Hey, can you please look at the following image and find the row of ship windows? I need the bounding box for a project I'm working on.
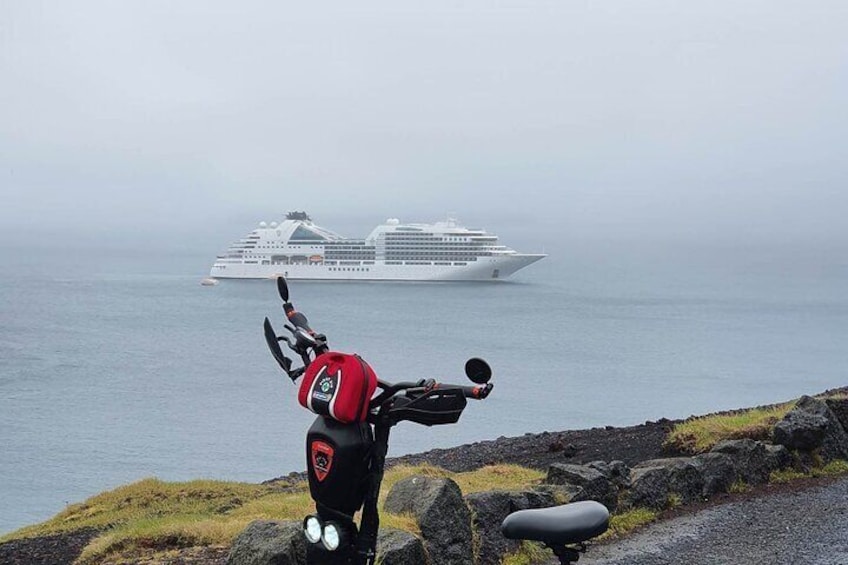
[384,244,488,248]
[385,254,484,258]
[385,261,468,266]
[329,267,370,272]
[386,236,474,240]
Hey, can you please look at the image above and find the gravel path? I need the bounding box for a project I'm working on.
[575,477,848,565]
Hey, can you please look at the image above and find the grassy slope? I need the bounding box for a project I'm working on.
[1,464,546,563]
[5,391,847,563]
[664,391,847,454]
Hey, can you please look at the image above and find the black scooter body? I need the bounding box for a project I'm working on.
[306,416,374,518]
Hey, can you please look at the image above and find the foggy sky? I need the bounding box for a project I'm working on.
[2,0,847,248]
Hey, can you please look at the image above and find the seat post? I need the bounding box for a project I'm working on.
[548,543,583,565]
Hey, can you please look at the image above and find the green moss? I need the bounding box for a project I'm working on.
[770,459,848,484]
[769,468,808,483]
[666,492,683,509]
[2,463,547,563]
[602,507,658,539]
[819,460,848,475]
[664,403,794,454]
[0,478,277,544]
[500,540,550,565]
[728,479,751,494]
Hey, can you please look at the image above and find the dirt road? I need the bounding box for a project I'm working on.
[577,477,848,565]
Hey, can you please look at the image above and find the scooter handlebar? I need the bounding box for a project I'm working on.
[376,380,493,403]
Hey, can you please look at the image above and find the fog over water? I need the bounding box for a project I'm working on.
[1,0,847,538]
[2,0,847,248]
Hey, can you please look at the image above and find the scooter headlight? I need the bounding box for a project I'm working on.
[303,515,322,544]
[322,521,344,551]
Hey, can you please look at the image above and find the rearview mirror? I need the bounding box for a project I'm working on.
[465,358,492,384]
[277,276,289,302]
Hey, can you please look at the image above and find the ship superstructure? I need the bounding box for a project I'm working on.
[210,213,545,281]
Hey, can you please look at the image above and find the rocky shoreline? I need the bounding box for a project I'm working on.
[0,419,674,565]
[3,389,847,565]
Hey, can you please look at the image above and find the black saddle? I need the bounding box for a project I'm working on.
[501,501,610,546]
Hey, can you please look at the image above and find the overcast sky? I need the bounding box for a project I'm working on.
[1,1,846,249]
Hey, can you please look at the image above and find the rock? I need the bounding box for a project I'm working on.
[587,460,632,490]
[632,458,703,505]
[465,490,556,565]
[545,463,618,511]
[764,444,794,472]
[622,465,669,510]
[692,452,737,497]
[227,520,305,565]
[376,528,428,565]
[711,439,770,485]
[383,476,473,565]
[825,396,848,432]
[773,410,828,451]
[532,483,582,504]
[547,440,577,457]
[774,396,848,463]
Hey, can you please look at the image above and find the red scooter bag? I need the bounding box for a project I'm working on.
[298,352,378,423]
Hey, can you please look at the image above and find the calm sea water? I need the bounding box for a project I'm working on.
[1,241,846,534]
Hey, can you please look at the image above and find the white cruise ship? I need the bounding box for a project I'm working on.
[209,212,545,281]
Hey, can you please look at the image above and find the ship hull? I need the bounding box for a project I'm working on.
[210,254,544,281]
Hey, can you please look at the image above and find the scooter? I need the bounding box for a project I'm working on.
[264,277,608,564]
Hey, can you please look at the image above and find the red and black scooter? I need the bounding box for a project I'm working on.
[264,277,609,565]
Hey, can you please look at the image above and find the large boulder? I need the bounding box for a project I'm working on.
[545,463,618,511]
[692,452,737,497]
[384,476,473,565]
[631,458,704,505]
[774,396,848,463]
[824,396,848,432]
[587,460,632,490]
[711,439,770,485]
[773,409,828,451]
[376,528,428,565]
[621,464,669,510]
[764,444,794,472]
[227,520,305,565]
[465,490,556,565]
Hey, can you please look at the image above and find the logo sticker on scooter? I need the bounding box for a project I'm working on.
[311,440,335,482]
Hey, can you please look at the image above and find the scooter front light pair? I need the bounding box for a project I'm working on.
[303,515,346,551]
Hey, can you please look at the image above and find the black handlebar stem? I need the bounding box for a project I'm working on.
[283,303,313,333]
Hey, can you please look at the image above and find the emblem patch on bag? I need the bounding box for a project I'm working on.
[308,366,340,416]
[311,440,335,482]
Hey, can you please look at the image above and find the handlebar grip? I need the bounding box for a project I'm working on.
[283,303,313,333]
[462,383,493,399]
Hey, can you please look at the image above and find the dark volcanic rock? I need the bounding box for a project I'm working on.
[773,409,828,451]
[711,439,770,485]
[774,396,848,463]
[226,520,305,565]
[632,458,704,505]
[764,443,794,472]
[545,463,618,511]
[376,528,428,565]
[623,464,670,510]
[825,396,848,432]
[587,460,632,490]
[0,528,99,565]
[388,421,671,472]
[692,452,737,497]
[665,458,704,504]
[465,490,556,565]
[384,476,473,565]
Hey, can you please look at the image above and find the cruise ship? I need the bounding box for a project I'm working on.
[209,212,545,281]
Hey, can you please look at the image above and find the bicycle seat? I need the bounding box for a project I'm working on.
[501,501,609,545]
